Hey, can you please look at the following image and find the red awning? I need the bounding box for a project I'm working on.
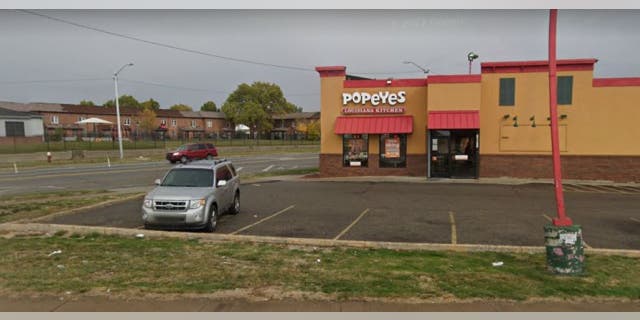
[334,116,413,134]
[428,111,479,129]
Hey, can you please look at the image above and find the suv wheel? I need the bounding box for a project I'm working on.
[203,205,217,232]
[180,156,188,164]
[206,154,214,160]
[229,192,240,215]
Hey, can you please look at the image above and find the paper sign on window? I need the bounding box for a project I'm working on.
[384,138,400,158]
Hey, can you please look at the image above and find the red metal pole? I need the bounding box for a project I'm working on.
[548,9,572,227]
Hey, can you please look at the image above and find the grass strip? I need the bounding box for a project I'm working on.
[240,168,319,181]
[0,234,638,301]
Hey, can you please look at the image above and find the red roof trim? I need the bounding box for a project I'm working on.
[334,115,413,134]
[343,78,427,88]
[593,77,640,87]
[315,66,346,78]
[428,110,480,130]
[481,59,597,74]
[427,75,481,84]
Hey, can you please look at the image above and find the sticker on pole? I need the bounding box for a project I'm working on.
[559,232,577,245]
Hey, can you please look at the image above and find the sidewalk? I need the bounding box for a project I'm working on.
[302,175,640,187]
[2,295,639,311]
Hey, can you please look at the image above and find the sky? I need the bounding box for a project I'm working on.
[1,10,639,111]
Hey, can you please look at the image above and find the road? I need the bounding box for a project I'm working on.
[45,180,640,250]
[0,153,318,196]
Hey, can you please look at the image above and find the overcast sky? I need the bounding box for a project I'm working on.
[1,10,639,111]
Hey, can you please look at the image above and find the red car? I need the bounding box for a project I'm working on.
[166,143,218,164]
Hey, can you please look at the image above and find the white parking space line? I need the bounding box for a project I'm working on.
[236,167,243,172]
[449,211,457,245]
[333,208,370,240]
[230,205,295,235]
[631,217,640,223]
[542,214,553,222]
[262,165,275,172]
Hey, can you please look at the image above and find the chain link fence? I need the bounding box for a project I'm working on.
[0,131,319,154]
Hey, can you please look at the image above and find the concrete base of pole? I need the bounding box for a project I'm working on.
[544,224,585,275]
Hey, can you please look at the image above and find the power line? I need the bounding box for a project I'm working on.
[17,10,315,73]
[350,70,423,75]
[119,79,221,93]
[0,76,320,98]
[0,78,110,84]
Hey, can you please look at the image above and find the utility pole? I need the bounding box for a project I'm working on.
[113,63,134,159]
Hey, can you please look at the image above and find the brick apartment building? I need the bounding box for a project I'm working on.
[271,112,320,139]
[0,101,231,141]
[0,101,320,142]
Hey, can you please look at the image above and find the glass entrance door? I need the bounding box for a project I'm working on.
[430,130,451,178]
[429,130,479,178]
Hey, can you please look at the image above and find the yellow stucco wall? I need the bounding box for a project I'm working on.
[319,76,428,155]
[480,71,593,154]
[319,75,345,155]
[321,66,640,158]
[427,82,481,111]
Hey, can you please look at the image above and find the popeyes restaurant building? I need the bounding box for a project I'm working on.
[316,58,640,182]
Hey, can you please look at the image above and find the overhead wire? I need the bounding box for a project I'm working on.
[16,10,432,77]
[17,9,315,73]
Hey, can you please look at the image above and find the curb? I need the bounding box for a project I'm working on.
[1,222,639,257]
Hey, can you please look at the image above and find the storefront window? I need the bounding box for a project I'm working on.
[343,134,368,167]
[379,134,407,168]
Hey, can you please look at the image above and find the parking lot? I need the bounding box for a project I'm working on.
[44,180,640,250]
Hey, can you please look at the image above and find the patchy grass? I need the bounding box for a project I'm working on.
[0,191,142,223]
[0,234,638,301]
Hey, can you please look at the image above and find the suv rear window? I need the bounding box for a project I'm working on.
[216,166,232,182]
[228,164,236,176]
[162,169,213,187]
[206,143,215,149]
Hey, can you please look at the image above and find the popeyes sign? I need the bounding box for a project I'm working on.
[341,91,406,114]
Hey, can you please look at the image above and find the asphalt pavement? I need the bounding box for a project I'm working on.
[43,180,640,250]
[0,153,318,196]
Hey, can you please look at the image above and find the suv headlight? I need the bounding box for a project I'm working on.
[172,152,180,156]
[143,199,153,208]
[190,199,205,209]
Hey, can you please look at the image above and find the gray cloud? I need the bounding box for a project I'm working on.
[1,10,638,111]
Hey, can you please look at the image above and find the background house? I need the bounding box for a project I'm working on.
[271,112,320,139]
[0,105,44,145]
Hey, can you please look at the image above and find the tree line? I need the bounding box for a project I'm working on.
[79,97,219,112]
[79,82,304,134]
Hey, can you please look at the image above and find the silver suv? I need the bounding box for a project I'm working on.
[142,159,240,232]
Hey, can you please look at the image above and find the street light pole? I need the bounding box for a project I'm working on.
[113,63,134,160]
[467,52,479,74]
[402,61,429,75]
